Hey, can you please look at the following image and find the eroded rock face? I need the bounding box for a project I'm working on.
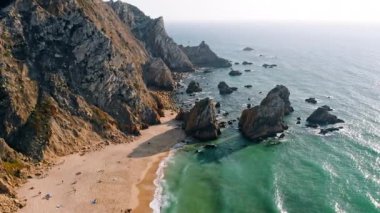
[179,41,231,68]
[143,58,175,91]
[239,85,293,141]
[108,1,194,72]
[184,98,220,141]
[306,107,344,125]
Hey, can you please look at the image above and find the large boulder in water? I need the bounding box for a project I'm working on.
[184,98,220,141]
[306,107,344,125]
[143,58,175,91]
[186,81,202,94]
[218,81,234,95]
[229,70,242,76]
[179,41,231,68]
[239,85,294,141]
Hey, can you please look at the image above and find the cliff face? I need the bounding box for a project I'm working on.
[108,1,195,72]
[180,41,232,68]
[0,0,171,161]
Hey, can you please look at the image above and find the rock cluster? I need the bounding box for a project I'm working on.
[262,64,277,68]
[179,41,232,68]
[239,85,294,141]
[242,61,253,65]
[186,81,202,94]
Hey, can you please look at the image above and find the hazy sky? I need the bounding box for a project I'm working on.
[123,0,380,23]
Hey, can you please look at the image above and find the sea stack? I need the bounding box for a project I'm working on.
[239,85,294,141]
[306,107,344,126]
[183,98,221,141]
[218,81,235,95]
[179,41,232,68]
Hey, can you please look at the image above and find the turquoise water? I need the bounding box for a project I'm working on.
[159,22,380,213]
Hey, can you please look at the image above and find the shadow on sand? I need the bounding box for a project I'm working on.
[128,121,185,158]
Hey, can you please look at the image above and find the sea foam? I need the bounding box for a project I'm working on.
[150,142,185,213]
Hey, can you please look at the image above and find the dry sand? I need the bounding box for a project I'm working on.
[17,111,185,213]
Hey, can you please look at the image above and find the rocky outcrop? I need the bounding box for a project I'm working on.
[262,64,277,68]
[143,58,175,90]
[229,70,242,76]
[305,97,317,104]
[319,127,343,135]
[183,98,220,141]
[179,41,231,68]
[306,107,344,125]
[218,82,235,95]
[108,1,194,72]
[243,47,254,51]
[239,85,294,141]
[186,81,202,94]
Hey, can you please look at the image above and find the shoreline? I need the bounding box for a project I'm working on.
[17,110,185,213]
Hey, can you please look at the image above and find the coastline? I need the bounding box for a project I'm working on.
[16,110,185,213]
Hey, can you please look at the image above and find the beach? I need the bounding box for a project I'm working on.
[17,111,185,213]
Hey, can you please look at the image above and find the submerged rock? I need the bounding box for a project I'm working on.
[204,144,217,149]
[186,81,202,94]
[143,58,175,91]
[262,64,277,68]
[319,127,343,135]
[244,85,253,88]
[239,85,294,141]
[243,47,254,51]
[184,98,220,141]
[179,41,231,68]
[306,107,344,126]
[229,70,242,76]
[242,61,253,65]
[305,97,317,104]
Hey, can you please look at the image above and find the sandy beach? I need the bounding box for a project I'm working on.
[17,111,185,213]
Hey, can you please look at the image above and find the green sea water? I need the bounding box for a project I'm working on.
[154,23,380,213]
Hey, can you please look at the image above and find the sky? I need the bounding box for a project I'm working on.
[122,0,380,23]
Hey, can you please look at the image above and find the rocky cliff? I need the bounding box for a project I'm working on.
[179,41,232,68]
[108,0,195,72]
[0,0,199,211]
[0,0,174,161]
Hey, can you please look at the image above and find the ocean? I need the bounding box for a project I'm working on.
[153,22,380,213]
